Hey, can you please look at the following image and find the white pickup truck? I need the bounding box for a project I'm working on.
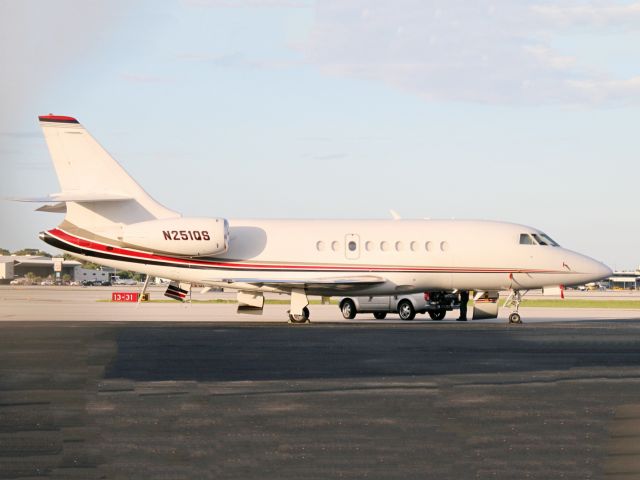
[339,291,460,321]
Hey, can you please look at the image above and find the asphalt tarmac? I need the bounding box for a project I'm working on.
[1,288,640,479]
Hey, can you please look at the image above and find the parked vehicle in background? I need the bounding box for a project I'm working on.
[339,291,460,321]
[74,267,111,285]
[577,282,608,291]
[112,276,137,286]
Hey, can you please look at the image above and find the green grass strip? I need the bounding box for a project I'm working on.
[97,298,639,309]
[500,299,640,309]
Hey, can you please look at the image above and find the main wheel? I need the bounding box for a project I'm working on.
[428,309,446,321]
[397,300,416,321]
[341,299,356,319]
[289,306,310,324]
[373,312,387,320]
[508,312,522,324]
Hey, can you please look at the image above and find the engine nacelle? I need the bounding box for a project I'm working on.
[121,217,229,256]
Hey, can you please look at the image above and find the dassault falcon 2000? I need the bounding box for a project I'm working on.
[17,115,612,323]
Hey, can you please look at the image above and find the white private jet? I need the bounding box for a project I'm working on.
[17,115,612,323]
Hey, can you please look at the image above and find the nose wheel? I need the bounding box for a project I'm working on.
[504,290,527,324]
[508,312,522,324]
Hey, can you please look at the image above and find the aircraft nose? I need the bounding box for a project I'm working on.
[585,257,613,282]
[565,252,613,284]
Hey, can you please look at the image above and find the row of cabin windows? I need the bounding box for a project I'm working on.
[316,240,449,253]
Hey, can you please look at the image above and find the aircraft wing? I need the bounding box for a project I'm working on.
[210,275,386,291]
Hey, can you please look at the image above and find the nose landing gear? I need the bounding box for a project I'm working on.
[508,312,522,324]
[504,289,527,324]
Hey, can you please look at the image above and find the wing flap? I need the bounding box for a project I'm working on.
[209,275,386,290]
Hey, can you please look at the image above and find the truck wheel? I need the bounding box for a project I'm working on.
[398,300,416,320]
[341,299,356,319]
[373,312,387,320]
[428,309,446,321]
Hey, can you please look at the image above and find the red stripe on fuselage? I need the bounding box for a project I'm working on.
[47,228,563,274]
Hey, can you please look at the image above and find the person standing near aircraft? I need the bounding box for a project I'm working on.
[457,290,469,321]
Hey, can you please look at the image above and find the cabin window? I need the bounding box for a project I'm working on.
[395,241,404,251]
[348,241,357,252]
[425,241,432,252]
[440,241,449,252]
[410,241,418,252]
[316,241,325,251]
[519,234,535,245]
[380,241,390,252]
[331,241,340,252]
[365,241,374,251]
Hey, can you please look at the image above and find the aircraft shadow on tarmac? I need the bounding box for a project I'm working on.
[104,323,640,382]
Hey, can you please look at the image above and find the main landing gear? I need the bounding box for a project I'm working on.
[503,289,527,324]
[289,307,310,324]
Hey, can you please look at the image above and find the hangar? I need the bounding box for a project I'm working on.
[0,256,81,284]
[608,268,640,290]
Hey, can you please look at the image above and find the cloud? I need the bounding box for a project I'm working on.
[297,0,640,105]
[121,73,172,84]
[184,0,311,8]
[0,1,129,128]
[532,3,640,28]
[308,152,348,160]
[13,162,50,171]
[568,76,640,103]
[0,131,41,139]
[177,51,300,70]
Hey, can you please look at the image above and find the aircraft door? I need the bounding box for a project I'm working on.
[345,234,360,260]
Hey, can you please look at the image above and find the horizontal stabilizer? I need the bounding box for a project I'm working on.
[36,202,67,213]
[9,192,133,203]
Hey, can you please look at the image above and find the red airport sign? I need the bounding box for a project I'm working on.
[112,292,139,302]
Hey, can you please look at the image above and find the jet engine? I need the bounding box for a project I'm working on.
[121,217,229,256]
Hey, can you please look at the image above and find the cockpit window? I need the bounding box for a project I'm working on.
[531,233,547,245]
[539,233,560,247]
[519,233,535,245]
[530,233,560,247]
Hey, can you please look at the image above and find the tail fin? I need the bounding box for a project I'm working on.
[38,115,179,233]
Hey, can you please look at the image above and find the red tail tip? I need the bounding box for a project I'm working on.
[38,114,79,124]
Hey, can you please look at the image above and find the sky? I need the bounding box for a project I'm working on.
[0,0,639,269]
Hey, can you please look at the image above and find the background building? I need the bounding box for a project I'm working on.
[608,268,640,290]
[0,256,81,284]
